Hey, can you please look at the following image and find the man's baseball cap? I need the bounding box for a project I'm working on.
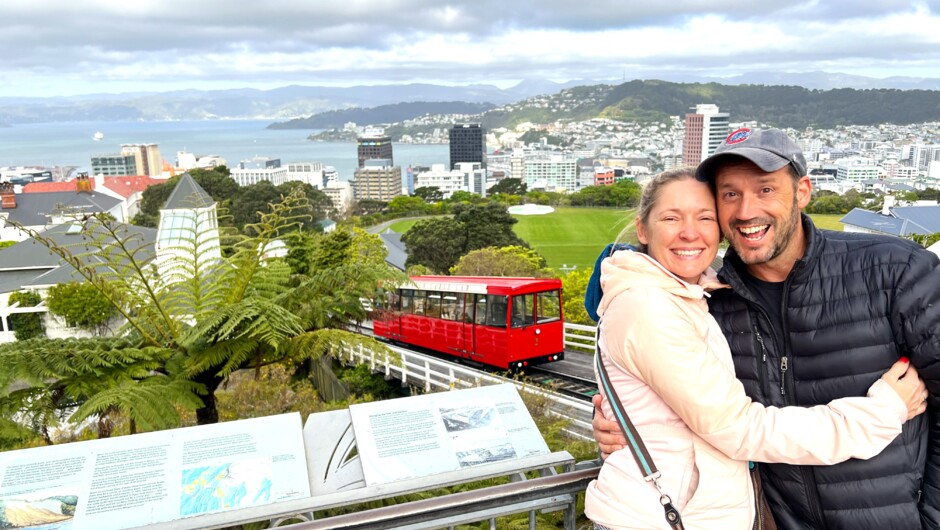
[695,128,807,183]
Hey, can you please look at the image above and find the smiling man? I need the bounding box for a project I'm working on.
[590,128,940,528]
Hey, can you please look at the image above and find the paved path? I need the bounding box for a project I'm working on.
[364,215,448,234]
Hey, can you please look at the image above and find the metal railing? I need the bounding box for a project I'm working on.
[564,322,597,352]
[336,341,595,441]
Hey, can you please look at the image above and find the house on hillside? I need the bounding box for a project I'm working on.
[0,180,124,243]
[839,196,940,238]
[0,173,218,343]
[23,174,161,221]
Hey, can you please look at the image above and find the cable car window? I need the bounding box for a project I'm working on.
[473,294,487,325]
[485,295,509,327]
[441,292,458,321]
[511,294,535,327]
[427,291,442,319]
[400,289,414,314]
[537,290,561,323]
[413,291,426,316]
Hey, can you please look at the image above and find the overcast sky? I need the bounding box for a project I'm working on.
[2,0,938,98]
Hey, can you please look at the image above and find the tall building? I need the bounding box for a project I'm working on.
[357,133,393,168]
[682,104,730,166]
[449,124,486,170]
[120,143,163,177]
[91,154,138,176]
[352,159,402,202]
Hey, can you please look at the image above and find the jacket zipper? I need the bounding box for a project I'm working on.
[753,328,771,399]
[780,277,825,529]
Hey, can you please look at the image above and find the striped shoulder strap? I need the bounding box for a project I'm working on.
[595,325,685,530]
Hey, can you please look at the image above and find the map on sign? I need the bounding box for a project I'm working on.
[179,458,273,516]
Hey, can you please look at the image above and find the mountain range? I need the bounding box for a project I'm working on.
[0,72,938,124]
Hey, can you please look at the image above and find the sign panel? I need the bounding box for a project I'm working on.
[349,384,549,485]
[0,412,309,529]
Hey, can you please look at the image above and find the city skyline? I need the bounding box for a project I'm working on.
[1,1,938,98]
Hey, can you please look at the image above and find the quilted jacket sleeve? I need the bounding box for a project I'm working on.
[892,247,940,528]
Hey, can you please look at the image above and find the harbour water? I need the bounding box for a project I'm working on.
[0,120,450,181]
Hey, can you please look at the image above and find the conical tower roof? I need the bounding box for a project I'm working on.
[162,172,214,210]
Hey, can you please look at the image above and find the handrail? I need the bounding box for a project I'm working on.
[338,342,595,440]
[291,467,601,530]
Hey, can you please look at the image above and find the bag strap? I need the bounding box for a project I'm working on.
[596,333,685,530]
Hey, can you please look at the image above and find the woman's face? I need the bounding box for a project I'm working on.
[636,178,720,284]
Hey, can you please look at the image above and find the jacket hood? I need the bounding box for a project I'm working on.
[597,250,727,318]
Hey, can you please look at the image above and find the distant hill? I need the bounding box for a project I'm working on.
[481,80,940,129]
[268,101,496,129]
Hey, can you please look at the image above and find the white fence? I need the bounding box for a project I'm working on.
[336,341,595,441]
[563,322,597,352]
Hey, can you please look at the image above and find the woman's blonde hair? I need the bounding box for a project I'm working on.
[617,166,698,253]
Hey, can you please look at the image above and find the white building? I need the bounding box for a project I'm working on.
[414,164,466,198]
[231,157,288,187]
[286,162,325,188]
[524,155,578,193]
[322,181,353,215]
[176,151,227,171]
[835,158,881,182]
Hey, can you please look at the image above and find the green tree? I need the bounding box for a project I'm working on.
[447,190,483,204]
[414,186,444,203]
[387,195,428,215]
[46,282,117,334]
[489,178,527,196]
[230,180,283,229]
[353,199,387,216]
[401,218,468,273]
[450,246,548,277]
[453,202,527,252]
[349,228,388,267]
[560,269,592,325]
[1,189,403,439]
[311,230,354,270]
[921,232,940,248]
[8,291,43,341]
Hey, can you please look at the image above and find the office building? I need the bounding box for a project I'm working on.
[449,124,486,170]
[231,157,288,186]
[120,143,163,177]
[352,159,402,202]
[357,133,393,168]
[286,162,325,187]
[682,104,730,166]
[524,156,578,192]
[91,154,138,176]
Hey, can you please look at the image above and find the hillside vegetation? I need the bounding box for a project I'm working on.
[269,101,495,129]
[482,80,940,129]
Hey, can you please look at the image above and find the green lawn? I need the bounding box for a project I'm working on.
[808,213,847,231]
[386,210,849,272]
[388,207,634,271]
[511,207,634,270]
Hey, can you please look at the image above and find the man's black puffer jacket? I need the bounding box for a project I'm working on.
[708,215,940,529]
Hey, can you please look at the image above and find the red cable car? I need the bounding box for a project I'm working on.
[373,276,565,369]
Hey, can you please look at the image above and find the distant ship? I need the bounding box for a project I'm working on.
[93,131,104,141]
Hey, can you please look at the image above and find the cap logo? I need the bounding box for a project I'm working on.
[726,128,751,144]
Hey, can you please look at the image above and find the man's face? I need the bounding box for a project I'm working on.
[714,160,812,273]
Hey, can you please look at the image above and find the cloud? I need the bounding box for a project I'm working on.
[0,1,938,96]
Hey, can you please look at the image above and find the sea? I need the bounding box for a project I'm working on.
[0,120,450,182]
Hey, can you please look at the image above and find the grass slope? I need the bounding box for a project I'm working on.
[387,210,847,272]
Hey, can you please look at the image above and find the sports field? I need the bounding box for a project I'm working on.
[387,210,847,271]
[389,207,635,271]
